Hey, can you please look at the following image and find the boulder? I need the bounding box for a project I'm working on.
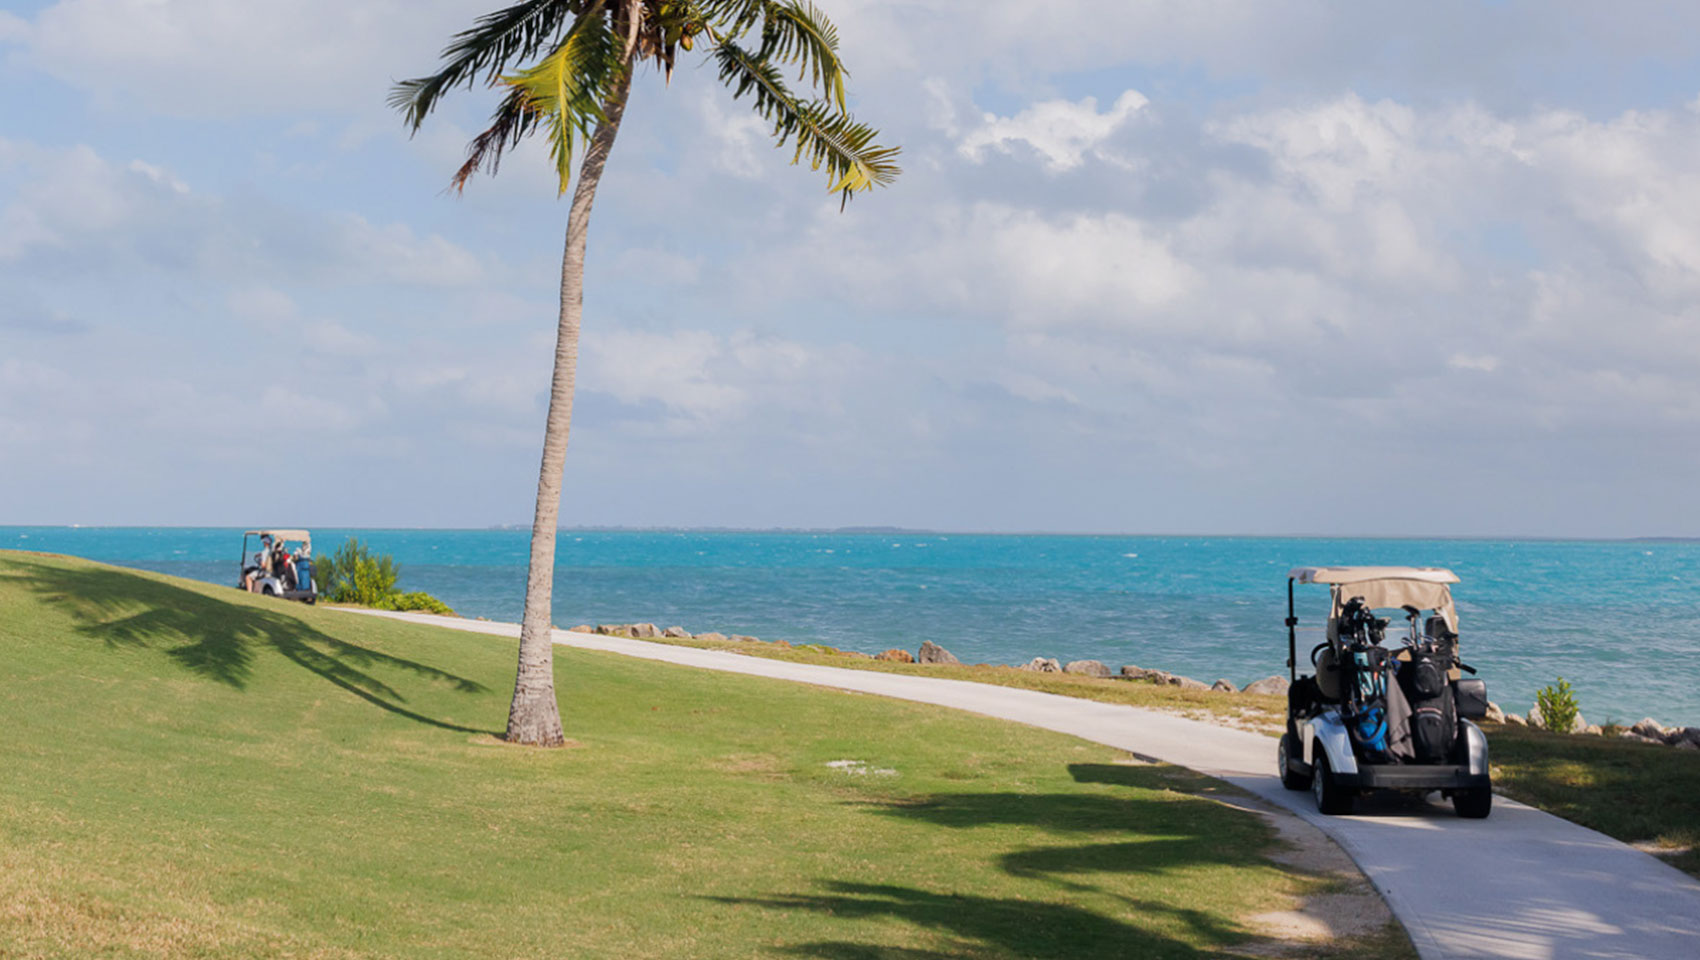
[1243,676,1290,697]
[569,625,594,634]
[1118,666,1165,682]
[1527,706,1547,730]
[1675,740,1699,752]
[629,622,661,639]
[595,624,630,637]
[841,650,871,659]
[1505,713,1527,727]
[1484,702,1506,724]
[695,632,728,643]
[917,641,962,665]
[729,634,758,644]
[1170,675,1210,691]
[662,626,692,638]
[1581,724,1604,736]
[875,648,915,663]
[1676,727,1700,747]
[1019,657,1062,673]
[1211,679,1238,693]
[1063,659,1112,678]
[1620,731,1661,744]
[1630,717,1667,741]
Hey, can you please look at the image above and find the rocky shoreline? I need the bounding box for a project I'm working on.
[573,623,1700,748]
[572,623,1292,698]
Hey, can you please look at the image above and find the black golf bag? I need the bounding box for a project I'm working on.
[1398,633,1458,763]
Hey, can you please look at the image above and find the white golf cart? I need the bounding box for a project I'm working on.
[238,529,317,603]
[1277,566,1493,818]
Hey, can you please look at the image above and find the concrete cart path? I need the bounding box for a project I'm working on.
[350,610,1700,960]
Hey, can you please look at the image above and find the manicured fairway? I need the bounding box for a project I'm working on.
[0,552,1399,958]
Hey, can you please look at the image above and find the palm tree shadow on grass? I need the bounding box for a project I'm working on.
[716,765,1274,958]
[711,881,1247,959]
[4,558,497,735]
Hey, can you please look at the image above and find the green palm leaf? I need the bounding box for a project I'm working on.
[389,0,576,132]
[712,40,899,205]
[502,8,624,194]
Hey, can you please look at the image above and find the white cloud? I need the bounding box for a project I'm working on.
[959,91,1149,171]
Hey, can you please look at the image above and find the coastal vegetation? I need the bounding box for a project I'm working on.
[391,0,900,747]
[315,536,455,615]
[0,551,1404,957]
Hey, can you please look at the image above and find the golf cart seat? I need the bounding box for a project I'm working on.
[1313,646,1343,701]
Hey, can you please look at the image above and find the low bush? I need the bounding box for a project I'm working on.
[1536,677,1580,733]
[315,539,452,615]
[374,591,455,616]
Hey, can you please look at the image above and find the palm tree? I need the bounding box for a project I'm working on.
[392,0,899,746]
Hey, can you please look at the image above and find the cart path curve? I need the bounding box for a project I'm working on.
[349,610,1700,960]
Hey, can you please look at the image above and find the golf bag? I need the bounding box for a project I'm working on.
[1399,642,1458,763]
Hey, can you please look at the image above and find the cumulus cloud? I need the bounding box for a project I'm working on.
[959,91,1149,171]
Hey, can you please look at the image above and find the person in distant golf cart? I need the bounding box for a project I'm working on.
[243,535,274,592]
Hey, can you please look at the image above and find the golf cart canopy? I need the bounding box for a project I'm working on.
[245,529,311,543]
[1288,566,1460,640]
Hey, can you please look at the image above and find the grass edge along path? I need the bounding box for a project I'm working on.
[0,550,1412,959]
[627,625,1700,880]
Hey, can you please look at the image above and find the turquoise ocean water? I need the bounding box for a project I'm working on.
[5,527,1697,726]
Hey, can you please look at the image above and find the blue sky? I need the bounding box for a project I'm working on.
[4,1,1700,536]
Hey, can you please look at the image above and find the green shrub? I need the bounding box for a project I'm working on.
[374,591,456,616]
[315,538,400,606]
[1536,677,1581,734]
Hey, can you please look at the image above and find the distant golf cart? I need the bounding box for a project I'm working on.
[238,529,317,603]
[1278,567,1493,818]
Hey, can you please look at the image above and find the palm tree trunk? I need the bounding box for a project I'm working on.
[505,64,635,746]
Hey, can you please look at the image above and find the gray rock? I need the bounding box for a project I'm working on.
[1677,726,1700,747]
[695,631,728,643]
[1527,706,1547,730]
[1620,731,1662,744]
[917,640,962,665]
[629,622,661,639]
[1243,676,1290,697]
[662,626,691,638]
[1063,659,1111,678]
[1675,740,1699,752]
[1484,701,1506,724]
[729,634,758,643]
[1118,665,1165,682]
[1211,679,1238,693]
[595,624,630,637]
[1631,717,1667,741]
[1019,657,1062,673]
[1170,675,1210,691]
[1505,713,1527,726]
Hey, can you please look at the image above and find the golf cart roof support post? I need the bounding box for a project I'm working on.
[1286,577,1297,678]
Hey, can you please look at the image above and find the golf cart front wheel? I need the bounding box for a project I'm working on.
[1311,749,1354,816]
[1278,733,1312,790]
[1453,785,1492,819]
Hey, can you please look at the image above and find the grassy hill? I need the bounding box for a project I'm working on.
[0,551,1406,958]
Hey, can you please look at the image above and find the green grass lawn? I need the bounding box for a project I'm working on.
[1485,723,1700,878]
[0,551,1403,959]
[632,633,1287,728]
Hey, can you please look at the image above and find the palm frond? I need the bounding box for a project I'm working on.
[452,86,542,192]
[758,1,846,110]
[504,11,625,193]
[389,0,577,132]
[712,41,899,205]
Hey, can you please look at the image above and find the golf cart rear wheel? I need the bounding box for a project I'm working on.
[1311,749,1355,815]
[1453,785,1492,819]
[1278,733,1312,790]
